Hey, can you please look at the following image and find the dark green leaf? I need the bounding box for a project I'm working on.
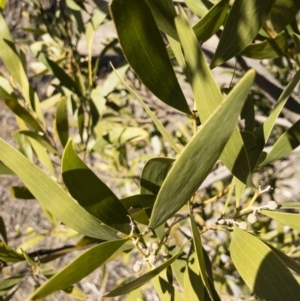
[0,276,24,296]
[0,241,24,263]
[0,215,7,243]
[241,33,287,59]
[140,157,174,195]
[29,239,128,300]
[210,0,275,68]
[62,140,130,234]
[105,248,183,297]
[231,226,300,301]
[110,0,191,115]
[121,194,156,210]
[269,0,300,33]
[149,70,255,229]
[10,186,34,199]
[56,97,69,148]
[0,138,118,240]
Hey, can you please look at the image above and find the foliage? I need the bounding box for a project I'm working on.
[0,0,300,300]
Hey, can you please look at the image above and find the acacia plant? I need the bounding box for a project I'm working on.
[1,0,300,300]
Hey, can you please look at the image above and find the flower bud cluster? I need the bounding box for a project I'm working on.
[217,218,248,230]
[247,201,278,224]
[132,242,159,272]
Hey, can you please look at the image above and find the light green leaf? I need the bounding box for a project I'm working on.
[149,70,255,229]
[0,275,24,297]
[110,0,191,115]
[269,0,300,33]
[56,97,69,148]
[62,140,130,234]
[0,241,24,263]
[184,0,209,17]
[231,226,300,301]
[279,202,300,209]
[175,7,252,186]
[105,248,183,297]
[210,0,275,68]
[144,0,178,40]
[0,162,15,175]
[0,138,119,240]
[93,127,148,150]
[152,275,186,301]
[140,158,174,195]
[241,33,287,59]
[0,0,7,9]
[28,239,128,301]
[111,65,180,153]
[261,120,300,166]
[249,70,300,169]
[261,210,300,232]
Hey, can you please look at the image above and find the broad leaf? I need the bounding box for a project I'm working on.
[105,248,183,297]
[261,120,300,166]
[261,210,300,232]
[175,7,252,186]
[28,239,128,300]
[121,194,156,210]
[62,140,130,234]
[0,138,118,240]
[210,0,275,68]
[231,226,300,301]
[241,33,287,59]
[149,70,255,229]
[110,0,191,115]
[140,157,174,195]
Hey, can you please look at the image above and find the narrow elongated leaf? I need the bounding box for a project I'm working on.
[261,120,300,166]
[261,210,300,232]
[175,7,252,186]
[62,140,130,234]
[0,162,15,175]
[249,70,300,169]
[149,70,255,229]
[0,276,24,296]
[210,0,276,68]
[144,0,178,40]
[0,241,24,263]
[105,248,183,297]
[193,0,229,43]
[3,97,44,132]
[28,239,128,301]
[270,0,300,33]
[0,215,7,243]
[112,66,180,153]
[110,0,191,115]
[241,33,287,59]
[140,158,174,195]
[0,138,118,240]
[185,0,209,17]
[231,226,300,301]
[56,97,69,148]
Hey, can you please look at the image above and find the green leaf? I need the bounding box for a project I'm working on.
[0,0,7,10]
[144,0,178,40]
[121,194,156,210]
[3,97,44,133]
[248,69,300,169]
[10,186,34,199]
[184,0,209,17]
[0,138,118,240]
[0,162,15,175]
[261,210,300,232]
[110,0,191,115]
[269,0,300,33]
[56,97,69,148]
[111,65,181,153]
[140,158,174,195]
[210,0,276,68]
[149,70,255,229]
[240,33,287,59]
[105,248,183,297]
[0,241,24,263]
[190,215,213,299]
[62,140,130,234]
[230,226,300,301]
[152,275,186,301]
[261,120,300,166]
[175,7,252,186]
[193,0,229,43]
[0,276,24,297]
[18,130,58,155]
[28,239,128,301]
[93,126,149,150]
[0,215,7,243]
